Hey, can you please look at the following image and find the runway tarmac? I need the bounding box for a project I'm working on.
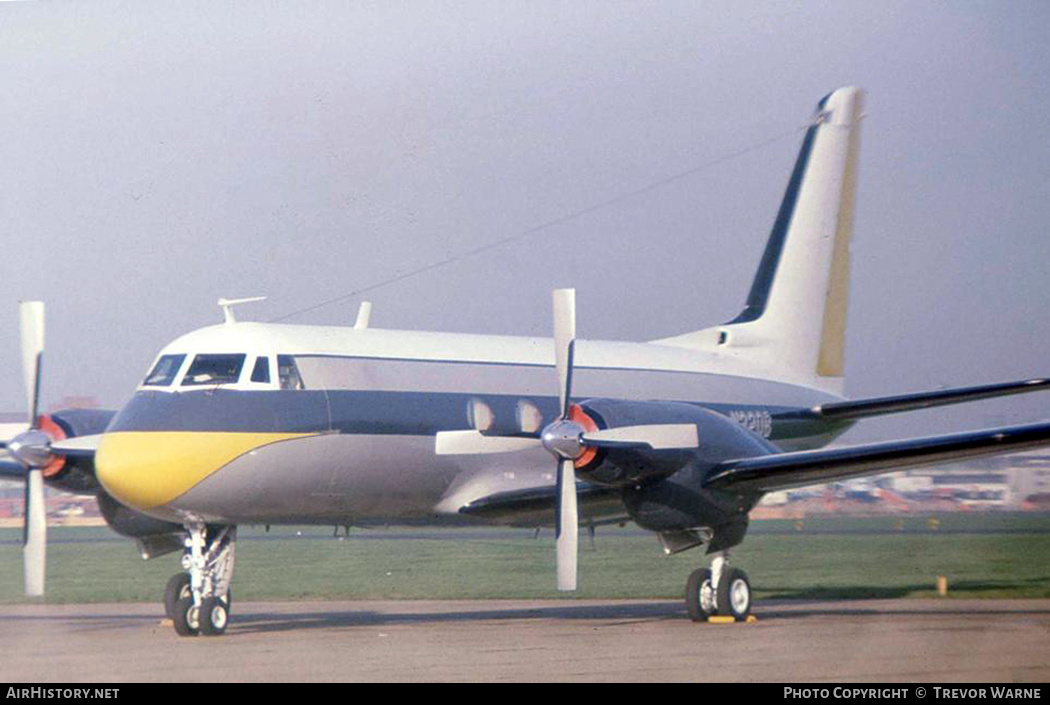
[3,599,1049,682]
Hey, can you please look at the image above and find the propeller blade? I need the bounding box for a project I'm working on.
[552,289,576,418]
[0,422,30,444]
[434,430,541,455]
[23,468,46,596]
[16,301,48,596]
[19,301,45,427]
[556,458,578,591]
[581,424,700,450]
[49,434,104,458]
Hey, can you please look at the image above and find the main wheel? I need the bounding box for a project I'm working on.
[164,573,191,619]
[716,567,751,621]
[199,597,229,636]
[172,596,200,637]
[685,568,716,622]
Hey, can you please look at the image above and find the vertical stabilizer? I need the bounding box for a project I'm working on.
[656,87,864,395]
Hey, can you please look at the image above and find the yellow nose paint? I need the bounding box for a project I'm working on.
[96,431,312,510]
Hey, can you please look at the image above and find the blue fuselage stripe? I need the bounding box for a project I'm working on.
[108,389,844,445]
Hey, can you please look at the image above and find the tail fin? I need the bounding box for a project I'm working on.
[657,87,864,395]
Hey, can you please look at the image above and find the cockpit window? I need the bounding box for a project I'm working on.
[143,354,186,387]
[277,355,305,390]
[181,354,246,386]
[250,356,271,384]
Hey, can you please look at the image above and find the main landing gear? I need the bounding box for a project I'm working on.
[164,523,236,637]
[685,550,752,622]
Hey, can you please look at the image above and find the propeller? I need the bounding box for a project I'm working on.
[1,301,51,596]
[435,288,700,591]
[550,289,579,590]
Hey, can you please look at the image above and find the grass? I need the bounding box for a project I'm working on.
[3,514,1050,604]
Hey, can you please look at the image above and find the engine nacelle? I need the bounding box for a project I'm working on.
[41,409,116,494]
[576,399,775,487]
[580,400,776,537]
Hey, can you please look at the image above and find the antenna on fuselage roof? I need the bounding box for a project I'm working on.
[354,301,372,329]
[217,296,267,324]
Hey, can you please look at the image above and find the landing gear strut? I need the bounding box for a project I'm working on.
[685,550,751,622]
[166,523,236,637]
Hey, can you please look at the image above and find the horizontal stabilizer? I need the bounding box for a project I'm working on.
[778,378,1050,422]
[704,421,1050,493]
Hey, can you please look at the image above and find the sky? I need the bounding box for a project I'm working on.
[1,1,1048,442]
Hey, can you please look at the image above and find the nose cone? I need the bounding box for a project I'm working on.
[96,431,308,510]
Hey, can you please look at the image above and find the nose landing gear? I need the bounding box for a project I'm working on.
[166,523,236,637]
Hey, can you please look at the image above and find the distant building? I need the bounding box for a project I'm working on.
[758,449,1050,513]
[50,396,100,411]
[1010,451,1050,508]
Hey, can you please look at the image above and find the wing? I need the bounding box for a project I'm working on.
[455,483,627,527]
[704,421,1050,493]
[775,378,1049,422]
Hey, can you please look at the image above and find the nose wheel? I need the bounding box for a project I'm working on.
[685,551,751,622]
[166,523,237,637]
[163,573,191,619]
[198,597,229,636]
[172,595,201,636]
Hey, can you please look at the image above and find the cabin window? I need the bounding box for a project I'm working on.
[250,356,271,384]
[143,354,186,387]
[181,354,247,386]
[277,355,305,390]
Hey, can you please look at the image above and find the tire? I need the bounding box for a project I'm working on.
[716,567,751,622]
[172,596,200,637]
[199,597,229,636]
[164,573,191,619]
[685,568,716,622]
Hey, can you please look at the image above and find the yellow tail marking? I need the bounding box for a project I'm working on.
[817,93,863,377]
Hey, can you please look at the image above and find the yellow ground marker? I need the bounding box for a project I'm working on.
[707,615,759,624]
